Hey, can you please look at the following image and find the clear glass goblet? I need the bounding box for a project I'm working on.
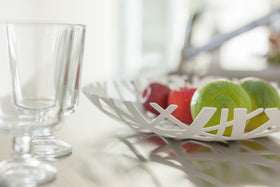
[31,25,86,159]
[0,23,76,186]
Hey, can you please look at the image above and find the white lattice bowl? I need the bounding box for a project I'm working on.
[82,75,280,141]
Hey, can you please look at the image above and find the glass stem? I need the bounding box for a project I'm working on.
[33,132,55,140]
[13,136,32,160]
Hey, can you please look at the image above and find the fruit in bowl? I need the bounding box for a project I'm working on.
[141,77,280,137]
[84,75,280,141]
[168,87,197,124]
[142,82,171,115]
[239,77,280,131]
[190,79,252,136]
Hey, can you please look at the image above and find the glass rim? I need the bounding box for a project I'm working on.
[3,22,86,29]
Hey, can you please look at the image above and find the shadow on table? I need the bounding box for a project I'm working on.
[118,133,280,187]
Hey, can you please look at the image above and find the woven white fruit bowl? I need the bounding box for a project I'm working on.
[82,75,280,141]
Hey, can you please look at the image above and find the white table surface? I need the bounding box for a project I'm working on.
[1,94,280,187]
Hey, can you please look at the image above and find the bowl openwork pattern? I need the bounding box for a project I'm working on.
[83,75,280,141]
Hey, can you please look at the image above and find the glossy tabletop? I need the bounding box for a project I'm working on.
[1,94,280,187]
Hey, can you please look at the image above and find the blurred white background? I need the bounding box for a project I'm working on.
[0,0,120,84]
[0,0,279,83]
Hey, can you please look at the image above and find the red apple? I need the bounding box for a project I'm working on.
[168,87,197,124]
[142,82,171,115]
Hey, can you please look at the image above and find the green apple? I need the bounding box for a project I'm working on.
[191,79,252,136]
[239,77,280,131]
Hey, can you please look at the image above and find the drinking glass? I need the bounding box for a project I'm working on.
[31,25,86,158]
[0,23,75,186]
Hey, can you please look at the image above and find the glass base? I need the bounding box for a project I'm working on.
[0,157,56,186]
[32,136,72,159]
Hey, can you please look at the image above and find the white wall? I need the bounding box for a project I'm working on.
[0,0,120,84]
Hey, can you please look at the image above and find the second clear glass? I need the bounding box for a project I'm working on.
[31,25,86,159]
